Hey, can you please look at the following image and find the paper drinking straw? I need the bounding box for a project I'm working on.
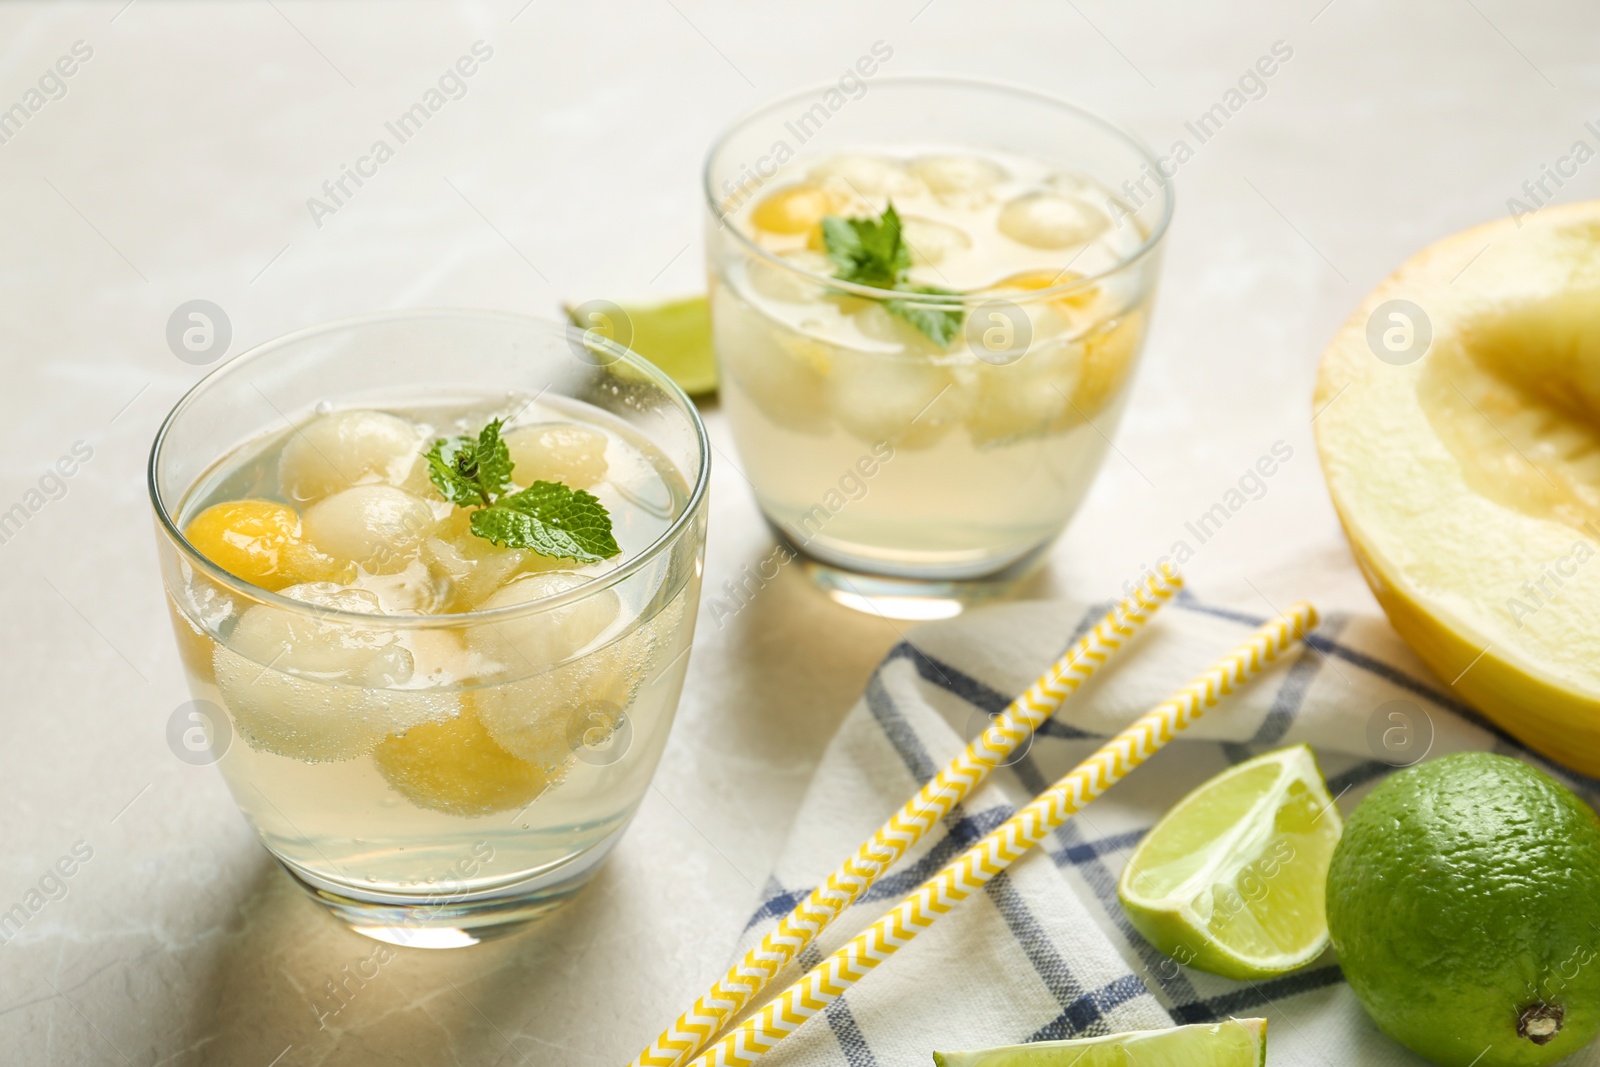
[686,601,1318,1067]
[632,566,1184,1067]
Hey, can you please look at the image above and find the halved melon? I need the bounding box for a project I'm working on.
[1315,201,1600,774]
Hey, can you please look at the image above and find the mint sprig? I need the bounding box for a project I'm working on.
[425,420,620,562]
[425,418,514,507]
[821,201,965,347]
[470,482,620,563]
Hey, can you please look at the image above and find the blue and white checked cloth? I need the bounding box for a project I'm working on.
[727,593,1600,1066]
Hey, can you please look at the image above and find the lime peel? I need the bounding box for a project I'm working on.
[932,1017,1266,1067]
[564,295,718,396]
[1328,752,1600,1067]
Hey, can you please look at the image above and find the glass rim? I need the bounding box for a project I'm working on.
[701,73,1175,307]
[148,307,711,629]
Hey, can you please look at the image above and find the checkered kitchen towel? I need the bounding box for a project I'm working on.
[727,593,1600,1066]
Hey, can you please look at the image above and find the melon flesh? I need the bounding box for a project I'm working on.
[1314,202,1600,773]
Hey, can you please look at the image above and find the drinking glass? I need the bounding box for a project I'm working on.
[704,77,1173,617]
[149,310,708,945]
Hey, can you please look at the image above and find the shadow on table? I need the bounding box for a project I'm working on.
[186,854,632,1067]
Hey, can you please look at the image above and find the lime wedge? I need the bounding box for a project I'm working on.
[933,1019,1266,1067]
[1118,744,1342,980]
[564,296,717,396]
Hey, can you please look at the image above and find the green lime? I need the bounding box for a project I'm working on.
[564,296,717,396]
[1328,752,1600,1067]
[1117,744,1343,980]
[932,1018,1265,1067]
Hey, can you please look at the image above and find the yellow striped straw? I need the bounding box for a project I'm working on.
[686,601,1318,1067]
[632,565,1184,1067]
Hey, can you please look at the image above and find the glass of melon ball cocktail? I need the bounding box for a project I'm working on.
[148,311,708,945]
[705,78,1173,615]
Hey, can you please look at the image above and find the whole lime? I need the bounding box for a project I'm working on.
[1327,752,1600,1066]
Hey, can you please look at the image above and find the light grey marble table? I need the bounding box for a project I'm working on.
[0,1,1592,1063]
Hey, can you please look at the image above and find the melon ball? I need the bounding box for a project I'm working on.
[900,216,973,267]
[910,155,1008,207]
[998,192,1110,249]
[185,499,308,591]
[486,586,686,769]
[1047,170,1097,195]
[829,320,961,449]
[751,183,837,236]
[422,509,573,610]
[373,704,556,817]
[809,155,923,198]
[184,499,352,591]
[966,341,1085,447]
[711,284,834,435]
[910,155,1007,193]
[467,572,632,768]
[467,572,617,676]
[302,486,435,575]
[747,250,833,305]
[278,410,421,503]
[1072,310,1145,419]
[214,584,455,762]
[503,423,609,490]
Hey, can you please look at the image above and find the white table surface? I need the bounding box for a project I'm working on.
[1,1,1592,1063]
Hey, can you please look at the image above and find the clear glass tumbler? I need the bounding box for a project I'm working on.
[149,310,708,946]
[705,76,1173,617]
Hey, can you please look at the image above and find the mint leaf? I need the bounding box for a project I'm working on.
[425,418,514,509]
[821,202,910,288]
[888,285,964,347]
[474,418,513,500]
[470,481,620,562]
[425,436,488,508]
[820,200,964,347]
[433,418,621,562]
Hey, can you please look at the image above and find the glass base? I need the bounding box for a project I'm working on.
[278,835,619,948]
[778,531,1050,620]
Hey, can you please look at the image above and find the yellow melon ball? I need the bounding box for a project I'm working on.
[990,269,1101,310]
[752,183,837,236]
[184,499,305,591]
[1071,309,1145,420]
[373,704,556,817]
